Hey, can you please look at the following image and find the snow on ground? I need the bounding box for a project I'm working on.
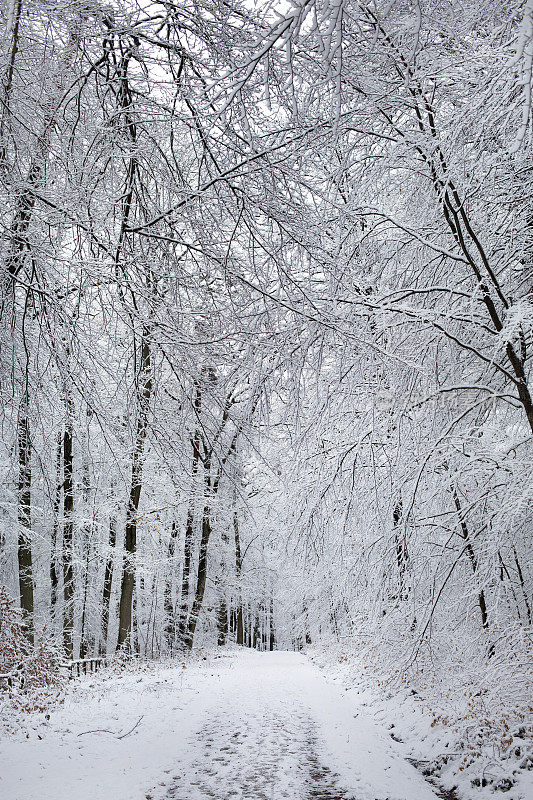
[0,650,442,800]
[309,645,533,800]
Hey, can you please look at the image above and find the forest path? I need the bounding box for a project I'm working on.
[156,651,438,800]
[163,651,356,800]
[0,651,439,800]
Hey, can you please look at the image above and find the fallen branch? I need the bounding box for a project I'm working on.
[78,715,144,739]
[117,715,144,739]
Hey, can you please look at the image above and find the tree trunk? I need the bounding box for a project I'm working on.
[164,520,179,652]
[261,605,268,651]
[132,576,140,654]
[393,498,408,601]
[513,546,532,625]
[253,613,260,649]
[17,390,33,642]
[185,502,212,649]
[1,0,23,165]
[78,532,92,659]
[452,488,490,635]
[62,392,75,658]
[3,20,81,643]
[79,434,93,659]
[233,497,244,645]
[101,506,116,655]
[50,432,61,618]
[117,330,152,650]
[411,101,533,435]
[269,592,275,651]
[217,595,228,646]
[177,386,201,646]
[177,503,194,647]
[304,612,312,645]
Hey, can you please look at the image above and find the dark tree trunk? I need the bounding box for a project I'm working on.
[261,605,268,651]
[17,391,33,643]
[247,606,253,648]
[233,499,244,645]
[111,44,149,653]
[183,387,242,651]
[0,0,23,165]
[50,432,61,618]
[513,546,532,625]
[62,393,75,658]
[4,23,81,648]
[269,593,275,651]
[177,504,194,646]
[401,86,533,435]
[117,332,152,651]
[453,489,491,638]
[132,577,140,654]
[185,503,212,649]
[393,498,408,600]
[177,393,201,646]
[303,603,312,645]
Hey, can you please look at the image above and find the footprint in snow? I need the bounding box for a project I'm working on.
[165,707,358,800]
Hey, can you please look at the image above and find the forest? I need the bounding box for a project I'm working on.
[0,1,532,799]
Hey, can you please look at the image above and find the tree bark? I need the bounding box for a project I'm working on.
[101,506,116,655]
[50,432,61,618]
[403,85,533,435]
[0,0,23,166]
[5,13,82,646]
[253,613,260,650]
[393,498,409,601]
[452,488,490,635]
[269,592,275,651]
[217,595,228,646]
[164,520,179,652]
[177,385,202,646]
[79,433,93,659]
[117,330,152,650]
[110,37,149,653]
[185,501,212,649]
[513,546,532,625]
[177,503,195,646]
[17,390,33,643]
[62,392,75,658]
[78,532,92,659]
[183,385,245,650]
[234,503,244,646]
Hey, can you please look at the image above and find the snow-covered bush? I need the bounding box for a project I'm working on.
[0,586,65,716]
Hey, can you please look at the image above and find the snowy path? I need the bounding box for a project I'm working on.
[1,651,439,800]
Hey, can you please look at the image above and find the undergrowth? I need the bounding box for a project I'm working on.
[0,586,65,724]
[311,621,532,799]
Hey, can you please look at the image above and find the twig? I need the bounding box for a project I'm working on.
[117,715,144,739]
[78,728,114,737]
[77,714,144,739]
